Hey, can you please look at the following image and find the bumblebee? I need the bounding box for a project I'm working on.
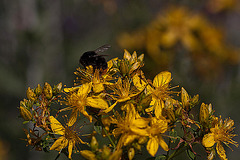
[79,44,110,70]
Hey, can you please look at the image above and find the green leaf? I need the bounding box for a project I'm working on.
[155,155,167,160]
[94,121,102,134]
[186,149,196,160]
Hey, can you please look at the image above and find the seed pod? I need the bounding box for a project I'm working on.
[43,82,53,99]
[19,106,32,121]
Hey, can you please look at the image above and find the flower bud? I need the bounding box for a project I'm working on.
[199,103,209,124]
[165,108,176,122]
[207,149,216,160]
[102,145,111,159]
[53,82,62,95]
[181,87,189,110]
[43,82,52,99]
[191,94,199,106]
[26,87,37,102]
[119,60,129,75]
[19,106,32,121]
[90,136,99,151]
[80,150,97,160]
[35,84,42,96]
[175,107,182,117]
[224,118,234,130]
[128,148,135,160]
[138,136,148,144]
[140,94,152,109]
[109,149,122,160]
[137,54,144,62]
[132,142,141,151]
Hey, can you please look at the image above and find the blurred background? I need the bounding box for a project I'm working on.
[0,0,240,159]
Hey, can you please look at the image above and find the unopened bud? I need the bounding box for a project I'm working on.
[43,82,52,99]
[191,94,199,106]
[181,87,189,110]
[26,87,37,102]
[132,142,141,151]
[138,54,144,62]
[199,103,209,124]
[140,94,152,109]
[166,108,176,122]
[90,136,99,151]
[128,148,135,160]
[35,84,42,96]
[80,150,97,160]
[53,82,62,95]
[102,145,111,159]
[19,106,32,121]
[138,136,148,144]
[119,60,129,75]
[175,107,182,117]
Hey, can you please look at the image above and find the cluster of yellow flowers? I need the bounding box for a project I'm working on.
[19,50,237,160]
[118,6,239,80]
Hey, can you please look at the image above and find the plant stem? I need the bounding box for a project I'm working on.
[103,127,116,148]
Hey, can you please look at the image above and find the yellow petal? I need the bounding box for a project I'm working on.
[64,86,80,92]
[68,111,78,126]
[157,136,169,151]
[133,75,146,91]
[103,101,118,113]
[154,100,164,119]
[133,118,149,128]
[81,109,93,123]
[202,133,216,148]
[216,142,227,160]
[86,97,108,109]
[68,140,74,159]
[77,83,92,97]
[49,116,65,135]
[93,83,105,93]
[153,71,171,88]
[50,136,68,151]
[146,85,154,95]
[147,136,159,156]
[124,134,139,146]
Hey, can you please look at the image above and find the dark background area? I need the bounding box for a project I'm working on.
[0,0,239,159]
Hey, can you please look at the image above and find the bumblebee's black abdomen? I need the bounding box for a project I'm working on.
[79,51,108,70]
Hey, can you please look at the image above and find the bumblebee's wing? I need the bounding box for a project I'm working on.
[94,44,111,54]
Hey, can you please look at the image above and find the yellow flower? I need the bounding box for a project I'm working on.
[104,77,141,113]
[146,116,169,156]
[146,71,173,118]
[49,116,86,159]
[62,83,108,125]
[110,103,149,150]
[202,117,238,160]
[74,58,118,93]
